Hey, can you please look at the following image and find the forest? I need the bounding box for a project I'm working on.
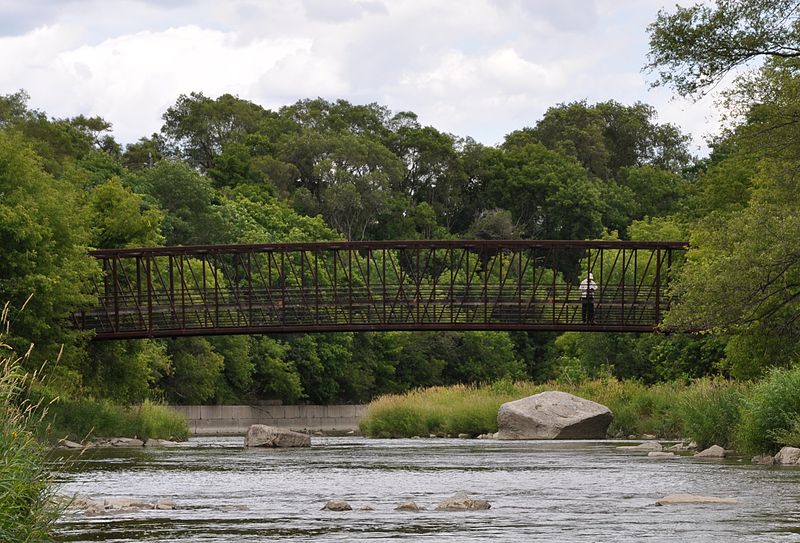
[0,0,798,412]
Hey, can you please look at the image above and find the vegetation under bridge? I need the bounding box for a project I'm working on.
[72,240,688,340]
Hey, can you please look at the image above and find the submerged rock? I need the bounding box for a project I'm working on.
[496,391,612,440]
[655,494,737,506]
[435,492,491,511]
[617,441,662,452]
[244,425,310,448]
[752,455,775,465]
[68,494,177,515]
[647,451,675,458]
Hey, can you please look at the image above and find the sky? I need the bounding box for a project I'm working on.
[0,0,721,153]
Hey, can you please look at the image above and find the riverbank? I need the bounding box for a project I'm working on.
[359,371,800,455]
[170,404,367,435]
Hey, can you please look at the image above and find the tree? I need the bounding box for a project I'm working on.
[665,158,800,375]
[480,143,604,241]
[161,92,272,170]
[87,178,164,248]
[0,129,96,371]
[646,0,800,98]
[126,160,222,245]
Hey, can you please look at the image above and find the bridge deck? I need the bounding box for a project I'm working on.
[72,240,687,339]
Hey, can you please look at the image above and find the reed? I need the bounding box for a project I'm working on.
[0,304,62,542]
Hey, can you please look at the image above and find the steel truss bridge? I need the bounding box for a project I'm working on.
[71,240,687,340]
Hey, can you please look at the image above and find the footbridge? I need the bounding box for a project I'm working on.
[71,240,687,340]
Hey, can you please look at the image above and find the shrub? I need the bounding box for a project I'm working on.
[736,366,800,454]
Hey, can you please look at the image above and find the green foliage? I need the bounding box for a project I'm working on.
[164,338,224,404]
[83,340,171,404]
[250,337,302,403]
[646,0,800,98]
[737,365,800,453]
[0,128,96,368]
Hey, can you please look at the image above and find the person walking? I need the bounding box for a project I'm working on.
[579,273,598,323]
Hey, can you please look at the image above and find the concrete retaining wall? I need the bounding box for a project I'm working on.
[170,404,368,436]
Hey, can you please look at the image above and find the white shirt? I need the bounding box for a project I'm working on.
[579,278,597,299]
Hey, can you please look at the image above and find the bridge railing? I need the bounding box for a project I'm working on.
[71,240,687,339]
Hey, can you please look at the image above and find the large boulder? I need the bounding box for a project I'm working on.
[496,391,612,440]
[244,425,311,448]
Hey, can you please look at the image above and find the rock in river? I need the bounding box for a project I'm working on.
[496,391,612,440]
[322,499,352,511]
[435,492,491,511]
[244,425,311,448]
[655,494,738,506]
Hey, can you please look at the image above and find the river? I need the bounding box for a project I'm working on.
[55,436,800,542]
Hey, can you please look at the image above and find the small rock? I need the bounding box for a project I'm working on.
[774,446,800,465]
[457,433,471,439]
[655,493,738,506]
[694,445,726,458]
[435,492,491,511]
[641,434,657,440]
[360,505,376,511]
[396,500,424,511]
[144,438,178,448]
[648,451,676,458]
[346,430,355,435]
[58,439,84,449]
[429,434,437,438]
[668,442,695,452]
[104,497,151,510]
[752,455,775,465]
[322,499,352,511]
[110,438,145,448]
[155,500,176,510]
[617,441,662,452]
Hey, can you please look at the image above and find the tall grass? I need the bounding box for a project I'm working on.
[677,377,748,449]
[360,378,752,445]
[360,379,691,439]
[0,306,62,542]
[736,366,800,454]
[39,395,189,442]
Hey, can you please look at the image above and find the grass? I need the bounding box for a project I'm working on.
[359,377,764,450]
[0,306,62,542]
[39,395,189,443]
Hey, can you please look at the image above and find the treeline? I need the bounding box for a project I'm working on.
[2,14,798,406]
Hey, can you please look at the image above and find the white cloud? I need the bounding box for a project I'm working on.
[0,0,723,153]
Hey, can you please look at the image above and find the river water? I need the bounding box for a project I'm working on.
[55,436,800,542]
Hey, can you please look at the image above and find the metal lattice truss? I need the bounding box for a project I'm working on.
[72,240,687,340]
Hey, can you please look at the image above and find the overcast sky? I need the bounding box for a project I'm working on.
[0,0,720,153]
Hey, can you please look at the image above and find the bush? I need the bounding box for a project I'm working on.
[39,392,189,442]
[677,377,746,449]
[736,366,800,454]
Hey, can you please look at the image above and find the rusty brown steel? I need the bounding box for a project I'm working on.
[73,240,688,340]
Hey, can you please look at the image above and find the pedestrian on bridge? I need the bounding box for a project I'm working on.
[579,273,598,324]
